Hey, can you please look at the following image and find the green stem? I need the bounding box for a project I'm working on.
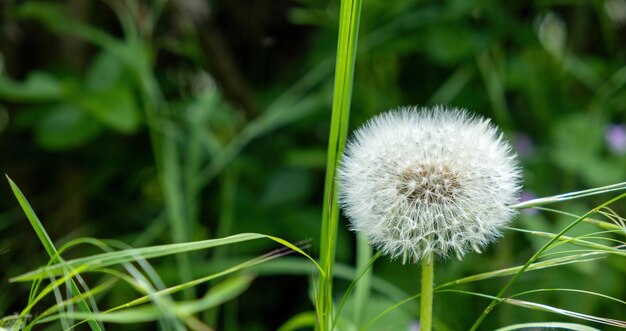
[420,255,434,331]
[132,39,193,298]
[316,0,362,329]
[353,234,373,326]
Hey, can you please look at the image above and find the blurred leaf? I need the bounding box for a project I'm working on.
[536,12,567,60]
[0,72,62,102]
[66,51,142,133]
[552,114,623,185]
[35,104,102,150]
[552,114,599,172]
[18,2,123,57]
[85,51,127,91]
[72,87,140,133]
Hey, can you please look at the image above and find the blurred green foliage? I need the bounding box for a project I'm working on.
[0,0,625,330]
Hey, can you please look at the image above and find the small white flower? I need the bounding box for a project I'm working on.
[338,106,522,263]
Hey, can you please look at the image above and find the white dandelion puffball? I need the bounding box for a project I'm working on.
[338,106,522,263]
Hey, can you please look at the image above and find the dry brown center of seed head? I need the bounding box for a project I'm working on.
[397,164,462,204]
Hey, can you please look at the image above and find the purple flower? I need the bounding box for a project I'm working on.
[605,124,626,155]
[514,133,534,158]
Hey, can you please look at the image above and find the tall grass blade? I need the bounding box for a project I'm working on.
[317,0,363,329]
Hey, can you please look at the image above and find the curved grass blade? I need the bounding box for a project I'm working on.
[505,227,626,256]
[441,289,626,328]
[40,274,253,326]
[277,311,318,331]
[511,181,626,210]
[25,278,118,330]
[537,207,626,234]
[106,243,299,313]
[469,192,626,330]
[510,288,626,305]
[11,233,323,282]
[332,252,381,331]
[435,251,607,289]
[7,176,103,331]
[364,251,607,329]
[494,322,602,331]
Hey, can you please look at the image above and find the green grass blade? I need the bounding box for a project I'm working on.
[512,181,626,210]
[105,247,290,312]
[436,252,606,289]
[469,191,626,330]
[6,176,104,331]
[366,251,607,328]
[510,288,626,305]
[352,234,373,327]
[536,207,626,234]
[332,251,381,331]
[11,233,323,282]
[317,0,363,329]
[505,227,626,256]
[40,274,253,325]
[25,279,118,330]
[494,322,602,331]
[442,289,626,328]
[277,311,318,331]
[7,175,57,258]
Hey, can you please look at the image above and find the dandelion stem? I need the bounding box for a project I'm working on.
[420,254,434,331]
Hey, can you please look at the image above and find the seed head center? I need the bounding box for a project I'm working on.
[397,164,461,204]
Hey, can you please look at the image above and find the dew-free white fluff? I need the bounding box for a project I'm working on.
[338,106,522,263]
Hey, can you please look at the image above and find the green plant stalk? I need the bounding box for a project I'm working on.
[353,234,373,326]
[115,5,195,298]
[420,255,434,331]
[129,36,193,298]
[469,191,626,330]
[317,0,362,329]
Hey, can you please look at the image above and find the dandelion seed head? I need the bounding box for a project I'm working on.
[338,106,522,263]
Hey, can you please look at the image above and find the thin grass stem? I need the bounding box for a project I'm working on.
[352,234,373,327]
[511,181,626,210]
[317,0,362,329]
[469,191,626,330]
